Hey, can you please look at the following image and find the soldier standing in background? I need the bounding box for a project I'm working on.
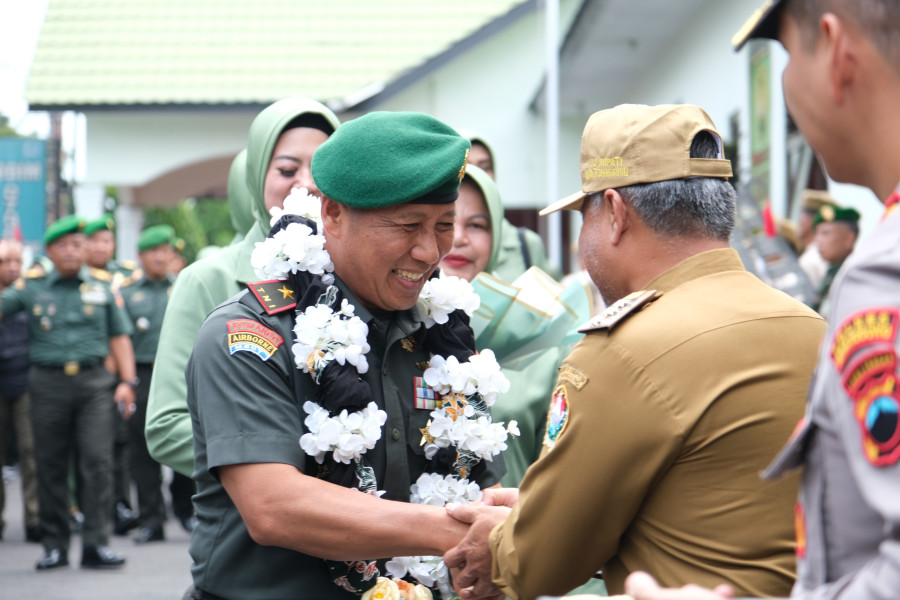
[0,216,138,570]
[120,225,177,544]
[84,214,139,536]
[0,239,40,543]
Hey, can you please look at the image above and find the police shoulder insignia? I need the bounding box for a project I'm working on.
[579,289,659,333]
[543,384,570,450]
[247,280,298,315]
[90,268,112,282]
[226,319,284,361]
[831,308,900,466]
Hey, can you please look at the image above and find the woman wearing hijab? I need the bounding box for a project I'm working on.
[146,97,340,478]
[440,165,592,488]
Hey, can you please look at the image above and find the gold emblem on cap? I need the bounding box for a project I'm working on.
[731,0,774,47]
[821,205,836,222]
[458,148,469,182]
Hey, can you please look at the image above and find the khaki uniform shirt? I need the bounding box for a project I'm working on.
[764,187,900,599]
[0,266,132,365]
[490,249,825,599]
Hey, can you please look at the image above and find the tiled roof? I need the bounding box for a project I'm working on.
[26,0,528,109]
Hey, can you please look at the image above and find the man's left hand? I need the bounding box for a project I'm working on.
[115,383,136,420]
[444,503,510,600]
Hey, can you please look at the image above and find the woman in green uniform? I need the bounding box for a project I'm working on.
[145,97,340,477]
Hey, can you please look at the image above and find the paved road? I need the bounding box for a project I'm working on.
[1,467,193,600]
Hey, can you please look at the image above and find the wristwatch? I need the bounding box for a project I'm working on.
[121,377,140,388]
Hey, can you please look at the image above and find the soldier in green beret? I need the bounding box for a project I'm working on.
[0,215,138,570]
[84,213,141,534]
[117,225,177,545]
[84,214,137,290]
[812,205,860,314]
[182,111,508,600]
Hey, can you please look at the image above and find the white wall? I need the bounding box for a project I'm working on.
[376,0,583,209]
[84,110,254,187]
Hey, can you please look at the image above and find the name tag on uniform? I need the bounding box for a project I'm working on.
[80,285,108,305]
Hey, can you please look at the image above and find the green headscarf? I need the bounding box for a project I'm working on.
[461,164,504,275]
[244,97,341,227]
[227,149,254,238]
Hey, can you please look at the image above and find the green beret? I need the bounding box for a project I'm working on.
[813,205,861,229]
[138,224,175,251]
[44,215,86,245]
[84,214,116,236]
[311,111,470,209]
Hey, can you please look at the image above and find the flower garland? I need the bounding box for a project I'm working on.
[251,188,516,599]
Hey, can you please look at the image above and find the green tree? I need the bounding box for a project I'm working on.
[0,113,24,137]
[143,197,235,265]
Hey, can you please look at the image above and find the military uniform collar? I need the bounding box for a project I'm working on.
[47,265,90,285]
[644,248,744,294]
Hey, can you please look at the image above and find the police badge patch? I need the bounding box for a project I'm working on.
[831,308,900,466]
[543,384,570,449]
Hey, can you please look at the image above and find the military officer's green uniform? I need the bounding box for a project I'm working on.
[186,111,506,600]
[119,225,176,539]
[0,216,133,564]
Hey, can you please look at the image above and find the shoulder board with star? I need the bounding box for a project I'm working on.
[579,289,660,333]
[90,267,113,282]
[247,279,298,315]
[118,259,137,272]
[24,267,45,280]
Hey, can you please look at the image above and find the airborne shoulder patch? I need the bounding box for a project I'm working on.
[227,319,284,361]
[579,289,659,333]
[248,279,298,315]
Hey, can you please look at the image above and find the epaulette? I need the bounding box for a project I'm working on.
[90,268,112,282]
[119,259,137,271]
[579,289,660,333]
[118,269,143,288]
[247,279,298,315]
[24,267,44,279]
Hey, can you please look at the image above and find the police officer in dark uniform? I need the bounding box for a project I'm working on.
[0,215,138,570]
[120,225,177,544]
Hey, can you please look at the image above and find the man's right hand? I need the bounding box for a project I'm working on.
[624,571,734,600]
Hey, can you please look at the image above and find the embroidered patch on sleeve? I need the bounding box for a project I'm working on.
[557,364,588,391]
[543,384,570,449]
[414,376,439,410]
[247,280,298,315]
[831,308,900,466]
[227,319,284,361]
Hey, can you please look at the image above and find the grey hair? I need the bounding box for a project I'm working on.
[606,131,736,242]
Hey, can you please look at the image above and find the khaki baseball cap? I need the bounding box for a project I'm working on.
[541,104,733,216]
[732,0,786,51]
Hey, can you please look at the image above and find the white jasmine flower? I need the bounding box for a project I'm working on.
[268,187,322,226]
[299,401,387,465]
[417,275,480,328]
